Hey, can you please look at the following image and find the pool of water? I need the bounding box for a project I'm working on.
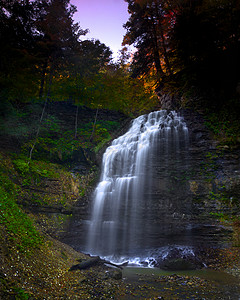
[120,266,240,299]
[123,266,239,285]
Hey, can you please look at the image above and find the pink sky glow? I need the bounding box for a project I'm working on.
[71,0,130,60]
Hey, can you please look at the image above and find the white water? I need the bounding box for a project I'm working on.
[86,110,189,264]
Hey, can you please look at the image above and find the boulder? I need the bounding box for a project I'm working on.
[160,258,196,271]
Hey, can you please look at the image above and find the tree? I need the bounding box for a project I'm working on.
[0,0,40,101]
[123,0,240,104]
[123,0,175,87]
[171,0,240,99]
[49,39,112,105]
[70,39,112,78]
[35,0,88,99]
[25,0,88,159]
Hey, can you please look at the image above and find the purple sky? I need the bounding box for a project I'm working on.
[71,0,130,60]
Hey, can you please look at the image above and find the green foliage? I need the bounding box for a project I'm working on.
[199,151,221,182]
[209,212,226,219]
[208,212,238,227]
[209,212,240,244]
[205,152,218,160]
[0,0,159,120]
[22,119,122,161]
[41,116,61,135]
[204,103,240,146]
[209,187,238,208]
[0,102,39,139]
[54,64,158,116]
[209,190,230,205]
[81,121,113,141]
[97,120,120,132]
[1,102,124,164]
[13,159,30,175]
[0,279,32,300]
[13,158,59,180]
[13,287,31,300]
[92,125,110,142]
[24,135,81,162]
[94,137,112,153]
[0,154,45,252]
[0,182,43,253]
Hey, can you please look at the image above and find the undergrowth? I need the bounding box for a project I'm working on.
[0,153,43,254]
[204,99,240,147]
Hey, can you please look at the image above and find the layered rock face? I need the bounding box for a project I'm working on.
[182,109,240,216]
[158,94,240,222]
[62,107,240,264]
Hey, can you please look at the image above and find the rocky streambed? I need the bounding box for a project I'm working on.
[2,234,239,299]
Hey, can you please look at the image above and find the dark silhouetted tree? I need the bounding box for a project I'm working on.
[123,0,175,87]
[36,0,88,99]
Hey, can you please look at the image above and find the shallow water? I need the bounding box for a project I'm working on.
[123,266,239,285]
[121,267,240,299]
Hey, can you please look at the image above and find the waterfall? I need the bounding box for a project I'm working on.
[86,110,189,263]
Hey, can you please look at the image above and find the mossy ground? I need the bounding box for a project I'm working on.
[0,231,126,299]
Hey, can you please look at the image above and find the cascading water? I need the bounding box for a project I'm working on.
[86,110,191,264]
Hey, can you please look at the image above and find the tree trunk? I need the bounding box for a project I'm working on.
[29,64,54,160]
[39,59,48,99]
[147,17,165,85]
[154,0,173,76]
[74,105,79,139]
[89,107,99,142]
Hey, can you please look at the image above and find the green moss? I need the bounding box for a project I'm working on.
[13,287,31,300]
[0,154,43,253]
[204,100,240,147]
[0,278,32,300]
[0,185,43,253]
[94,136,112,153]
[13,157,60,179]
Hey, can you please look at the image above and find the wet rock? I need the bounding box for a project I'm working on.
[160,258,197,271]
[105,269,122,280]
[69,256,101,271]
[159,93,180,110]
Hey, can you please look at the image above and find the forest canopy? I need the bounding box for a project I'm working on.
[123,0,240,107]
[1,0,240,115]
[0,0,158,116]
